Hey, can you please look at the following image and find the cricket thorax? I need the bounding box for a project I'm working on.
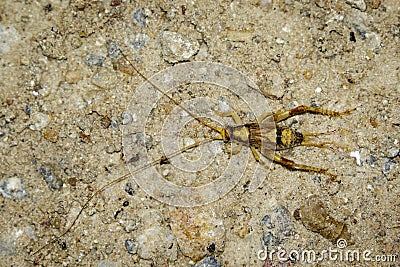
[226,125,250,144]
[276,128,303,149]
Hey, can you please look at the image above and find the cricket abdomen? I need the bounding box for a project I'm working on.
[276,128,303,150]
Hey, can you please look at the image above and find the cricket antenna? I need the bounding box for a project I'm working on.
[117,50,227,140]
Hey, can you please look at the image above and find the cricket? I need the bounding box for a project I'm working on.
[30,47,354,261]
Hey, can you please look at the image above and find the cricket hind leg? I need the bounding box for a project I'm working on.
[274,105,355,123]
[273,153,338,180]
[299,131,349,151]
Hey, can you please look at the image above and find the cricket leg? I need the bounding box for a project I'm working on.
[250,146,272,171]
[273,153,338,180]
[223,142,243,158]
[227,143,243,156]
[257,111,274,123]
[274,105,355,123]
[300,131,348,151]
[213,109,243,125]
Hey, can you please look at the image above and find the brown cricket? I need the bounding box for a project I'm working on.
[31,49,354,259]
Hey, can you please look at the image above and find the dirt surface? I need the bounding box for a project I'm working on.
[0,0,399,266]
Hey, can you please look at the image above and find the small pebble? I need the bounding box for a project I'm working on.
[121,112,132,125]
[0,177,28,199]
[162,169,170,177]
[346,0,367,11]
[86,54,106,67]
[382,159,397,175]
[262,231,281,246]
[43,129,59,143]
[4,112,16,123]
[39,164,63,191]
[105,244,114,254]
[124,219,138,233]
[65,70,83,84]
[132,9,146,28]
[136,225,177,262]
[194,256,222,267]
[125,182,135,196]
[350,31,356,42]
[131,133,153,149]
[365,0,381,9]
[366,32,381,51]
[24,105,31,115]
[350,150,361,166]
[106,40,121,59]
[111,119,119,129]
[264,205,296,236]
[385,147,399,158]
[125,239,138,254]
[105,145,115,154]
[29,113,50,131]
[0,24,19,54]
[346,13,367,38]
[261,214,275,229]
[98,262,118,267]
[366,155,378,167]
[207,243,215,253]
[170,207,225,261]
[275,37,286,45]
[160,31,200,63]
[126,33,149,50]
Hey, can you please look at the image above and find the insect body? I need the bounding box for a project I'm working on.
[119,52,353,182]
[32,50,354,258]
[208,105,353,181]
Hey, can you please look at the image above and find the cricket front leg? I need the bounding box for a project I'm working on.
[273,153,338,181]
[274,105,355,123]
[213,109,243,125]
[224,142,243,158]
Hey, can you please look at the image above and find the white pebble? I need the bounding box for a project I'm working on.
[0,177,28,199]
[350,150,361,166]
[29,113,50,131]
[346,0,366,11]
[160,31,199,63]
[162,169,170,176]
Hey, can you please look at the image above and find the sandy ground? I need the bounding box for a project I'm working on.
[0,0,399,266]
